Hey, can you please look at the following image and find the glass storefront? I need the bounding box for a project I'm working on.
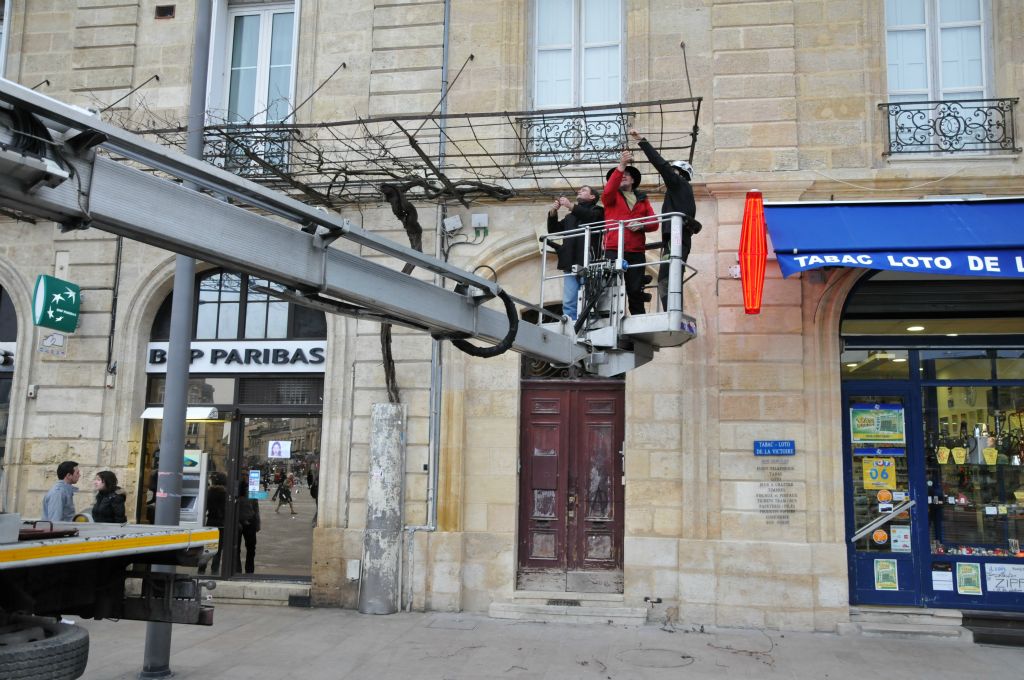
[840,273,1024,610]
[140,376,323,579]
[141,269,326,581]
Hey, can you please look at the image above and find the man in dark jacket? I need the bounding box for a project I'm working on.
[629,129,699,310]
[546,186,604,320]
[236,479,260,574]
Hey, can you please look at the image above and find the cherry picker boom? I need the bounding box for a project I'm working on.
[0,78,695,376]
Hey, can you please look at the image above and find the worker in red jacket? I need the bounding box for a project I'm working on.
[602,149,657,315]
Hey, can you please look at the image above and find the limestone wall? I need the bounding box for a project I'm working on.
[2,0,1024,632]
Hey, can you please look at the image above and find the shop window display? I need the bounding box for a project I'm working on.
[924,384,1024,559]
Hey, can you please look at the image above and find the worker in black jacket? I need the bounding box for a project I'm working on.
[546,186,604,320]
[629,129,700,310]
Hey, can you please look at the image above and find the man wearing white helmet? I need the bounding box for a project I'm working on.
[629,129,700,310]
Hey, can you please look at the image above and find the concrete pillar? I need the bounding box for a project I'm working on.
[358,403,406,614]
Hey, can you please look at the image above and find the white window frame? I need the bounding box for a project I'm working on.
[531,0,624,110]
[0,0,12,80]
[885,0,993,102]
[208,0,300,125]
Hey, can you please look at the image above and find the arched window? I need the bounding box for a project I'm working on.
[150,270,326,341]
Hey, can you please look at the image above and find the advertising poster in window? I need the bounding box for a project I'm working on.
[985,563,1024,593]
[850,403,905,444]
[874,559,899,590]
[956,563,983,596]
[890,525,911,553]
[862,457,897,490]
[268,440,291,459]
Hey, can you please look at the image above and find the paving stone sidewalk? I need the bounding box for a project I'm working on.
[76,604,1020,679]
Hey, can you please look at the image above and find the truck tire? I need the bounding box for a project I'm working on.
[0,615,89,680]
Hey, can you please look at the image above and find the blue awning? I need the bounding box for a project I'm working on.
[764,197,1024,279]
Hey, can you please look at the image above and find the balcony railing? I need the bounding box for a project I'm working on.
[516,110,633,165]
[203,125,300,177]
[880,98,1020,155]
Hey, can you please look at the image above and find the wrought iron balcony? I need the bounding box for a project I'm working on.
[516,109,633,165]
[202,125,300,177]
[880,98,1020,155]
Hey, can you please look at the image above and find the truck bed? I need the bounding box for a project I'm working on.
[0,523,219,570]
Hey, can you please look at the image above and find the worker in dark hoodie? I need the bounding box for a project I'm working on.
[629,129,700,310]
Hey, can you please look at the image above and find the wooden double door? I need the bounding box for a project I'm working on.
[517,381,624,592]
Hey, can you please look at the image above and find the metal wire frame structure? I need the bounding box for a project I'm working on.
[133,97,702,208]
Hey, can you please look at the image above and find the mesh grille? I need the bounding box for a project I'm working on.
[238,377,323,405]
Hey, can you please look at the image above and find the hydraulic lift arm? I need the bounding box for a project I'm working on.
[0,80,592,367]
[0,79,695,374]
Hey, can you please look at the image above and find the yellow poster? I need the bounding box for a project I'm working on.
[862,457,897,490]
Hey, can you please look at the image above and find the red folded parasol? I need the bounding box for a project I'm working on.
[738,189,767,314]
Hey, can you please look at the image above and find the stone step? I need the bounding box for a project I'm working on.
[208,579,311,607]
[964,625,1024,647]
[510,590,625,606]
[850,606,963,626]
[488,602,648,626]
[961,610,1024,647]
[857,621,973,642]
[838,621,973,643]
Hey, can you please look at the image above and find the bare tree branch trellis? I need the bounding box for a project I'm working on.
[124,97,701,208]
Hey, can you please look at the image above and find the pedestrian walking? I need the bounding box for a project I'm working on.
[275,473,296,515]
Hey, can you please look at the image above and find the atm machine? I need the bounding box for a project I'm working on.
[178,450,209,528]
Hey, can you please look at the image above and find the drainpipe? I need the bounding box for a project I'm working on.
[404,0,451,611]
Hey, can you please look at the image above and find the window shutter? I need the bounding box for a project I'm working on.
[535,0,574,108]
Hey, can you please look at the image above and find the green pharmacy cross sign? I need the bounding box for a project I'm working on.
[33,275,81,333]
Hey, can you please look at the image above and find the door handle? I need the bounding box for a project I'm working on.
[567,492,577,518]
[851,500,916,542]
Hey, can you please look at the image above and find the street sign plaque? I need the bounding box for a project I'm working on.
[32,274,81,333]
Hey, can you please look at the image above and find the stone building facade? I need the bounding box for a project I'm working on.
[1,0,1022,632]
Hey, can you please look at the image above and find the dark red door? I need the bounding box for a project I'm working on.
[518,381,624,586]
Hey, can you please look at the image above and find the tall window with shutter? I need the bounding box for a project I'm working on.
[882,0,1014,154]
[0,1,9,77]
[886,0,987,103]
[211,2,297,173]
[526,0,623,163]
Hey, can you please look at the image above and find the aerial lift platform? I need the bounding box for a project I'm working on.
[0,79,696,375]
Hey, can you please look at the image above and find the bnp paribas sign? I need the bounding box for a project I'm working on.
[33,275,81,333]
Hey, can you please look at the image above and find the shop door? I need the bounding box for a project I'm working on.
[224,415,322,579]
[842,387,927,606]
[518,381,624,592]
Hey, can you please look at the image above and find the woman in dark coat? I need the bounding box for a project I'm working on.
[92,470,127,523]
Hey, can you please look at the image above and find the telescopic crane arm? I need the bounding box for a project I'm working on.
[0,80,695,376]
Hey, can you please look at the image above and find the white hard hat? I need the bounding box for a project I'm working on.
[670,160,693,178]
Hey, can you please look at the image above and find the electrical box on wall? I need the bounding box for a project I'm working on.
[471,213,488,228]
[346,559,361,581]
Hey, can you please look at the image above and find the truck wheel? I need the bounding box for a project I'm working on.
[0,614,89,679]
